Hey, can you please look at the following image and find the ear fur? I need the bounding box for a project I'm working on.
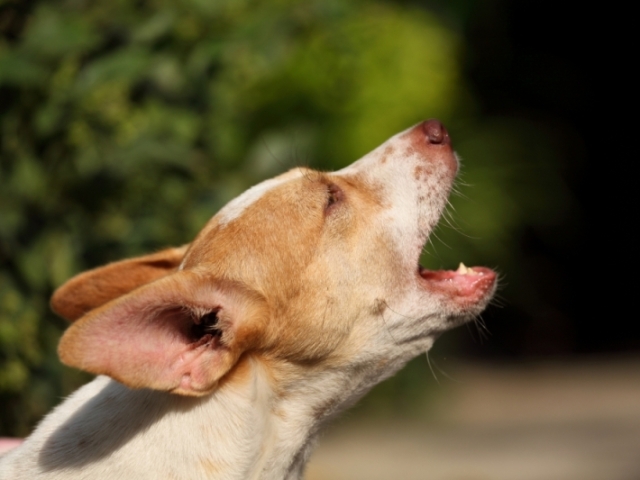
[58,270,267,396]
[51,245,189,322]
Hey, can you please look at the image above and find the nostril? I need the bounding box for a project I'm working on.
[421,119,450,145]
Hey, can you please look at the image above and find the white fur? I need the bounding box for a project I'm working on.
[216,169,305,226]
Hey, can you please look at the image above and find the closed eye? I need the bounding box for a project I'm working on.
[326,182,344,213]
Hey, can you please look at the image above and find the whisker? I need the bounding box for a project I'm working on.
[260,136,289,172]
[376,302,401,345]
[425,351,440,384]
[427,357,463,383]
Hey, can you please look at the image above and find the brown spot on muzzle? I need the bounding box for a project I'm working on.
[414,165,434,181]
[381,145,395,163]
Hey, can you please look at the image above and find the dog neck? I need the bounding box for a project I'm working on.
[10,355,359,480]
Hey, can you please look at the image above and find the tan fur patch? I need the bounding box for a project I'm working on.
[51,246,188,321]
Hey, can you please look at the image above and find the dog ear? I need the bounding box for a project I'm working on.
[58,270,267,396]
[51,245,189,322]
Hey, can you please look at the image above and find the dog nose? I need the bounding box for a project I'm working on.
[421,119,450,146]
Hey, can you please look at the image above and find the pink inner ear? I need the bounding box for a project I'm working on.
[104,306,225,393]
[59,273,238,396]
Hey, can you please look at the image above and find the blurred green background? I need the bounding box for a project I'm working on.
[0,0,626,437]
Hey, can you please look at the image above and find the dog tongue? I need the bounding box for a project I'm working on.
[419,263,495,298]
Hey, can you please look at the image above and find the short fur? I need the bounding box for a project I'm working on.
[0,120,496,479]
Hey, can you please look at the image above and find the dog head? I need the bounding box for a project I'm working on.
[52,120,496,399]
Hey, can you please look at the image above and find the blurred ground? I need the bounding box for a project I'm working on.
[306,356,640,480]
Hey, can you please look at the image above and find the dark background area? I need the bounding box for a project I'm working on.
[433,0,632,358]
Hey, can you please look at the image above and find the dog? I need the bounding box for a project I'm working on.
[0,119,496,479]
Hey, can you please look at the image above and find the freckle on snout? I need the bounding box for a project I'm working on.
[403,146,417,158]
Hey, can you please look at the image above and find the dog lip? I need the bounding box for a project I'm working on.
[417,264,496,301]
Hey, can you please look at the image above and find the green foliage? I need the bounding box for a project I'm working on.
[0,0,567,433]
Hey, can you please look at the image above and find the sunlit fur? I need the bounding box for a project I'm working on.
[0,122,496,480]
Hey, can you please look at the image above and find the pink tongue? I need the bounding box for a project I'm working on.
[420,266,495,297]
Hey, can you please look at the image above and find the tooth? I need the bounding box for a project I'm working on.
[457,262,478,275]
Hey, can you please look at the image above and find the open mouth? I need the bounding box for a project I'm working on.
[418,262,496,306]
